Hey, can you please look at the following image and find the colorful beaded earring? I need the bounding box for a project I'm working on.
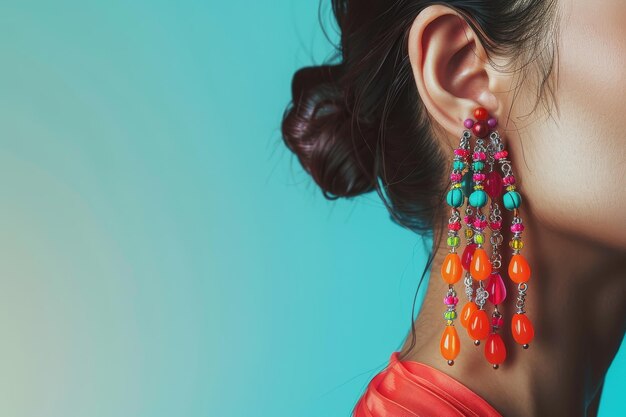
[439,130,472,366]
[465,109,492,352]
[489,129,535,350]
[441,107,534,367]
[483,115,508,369]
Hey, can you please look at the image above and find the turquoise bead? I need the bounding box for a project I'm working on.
[453,160,466,171]
[461,171,474,198]
[503,191,522,210]
[446,189,464,207]
[472,161,485,171]
[469,190,488,208]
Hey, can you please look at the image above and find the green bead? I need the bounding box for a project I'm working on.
[446,189,464,207]
[461,171,474,198]
[503,191,522,210]
[453,160,466,171]
[469,190,488,208]
[447,236,460,247]
[472,161,485,171]
[444,310,457,320]
[474,233,484,244]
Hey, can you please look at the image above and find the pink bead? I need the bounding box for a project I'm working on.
[444,295,459,306]
[464,215,475,225]
[489,221,502,230]
[486,272,507,305]
[450,173,462,182]
[494,150,508,160]
[484,171,503,199]
[473,219,487,229]
[503,175,516,185]
[487,117,497,128]
[492,316,504,328]
[463,119,474,129]
[472,151,487,161]
[454,149,469,157]
[511,223,525,233]
[448,222,461,231]
[461,243,477,271]
[472,173,486,182]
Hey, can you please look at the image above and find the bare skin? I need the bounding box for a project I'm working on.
[396,1,626,416]
[399,208,626,417]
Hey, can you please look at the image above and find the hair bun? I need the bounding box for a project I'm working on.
[282,64,376,200]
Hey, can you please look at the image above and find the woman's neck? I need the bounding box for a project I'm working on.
[399,207,626,417]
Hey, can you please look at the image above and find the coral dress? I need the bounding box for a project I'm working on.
[353,352,502,417]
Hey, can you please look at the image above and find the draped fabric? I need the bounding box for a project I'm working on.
[353,352,502,417]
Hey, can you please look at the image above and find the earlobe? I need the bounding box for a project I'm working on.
[408,5,499,137]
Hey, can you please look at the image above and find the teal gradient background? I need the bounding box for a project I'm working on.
[0,1,622,416]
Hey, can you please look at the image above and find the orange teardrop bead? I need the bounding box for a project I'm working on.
[441,253,463,284]
[460,301,478,328]
[440,325,461,361]
[470,248,492,281]
[508,254,531,283]
[511,313,535,345]
[485,333,507,365]
[468,309,490,340]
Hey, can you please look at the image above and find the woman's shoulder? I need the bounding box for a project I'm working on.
[352,352,503,417]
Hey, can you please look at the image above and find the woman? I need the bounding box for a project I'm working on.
[282,1,625,416]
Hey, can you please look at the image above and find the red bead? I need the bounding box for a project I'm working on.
[484,171,503,200]
[474,107,489,121]
[486,272,507,305]
[485,333,507,365]
[461,243,477,271]
[472,121,489,138]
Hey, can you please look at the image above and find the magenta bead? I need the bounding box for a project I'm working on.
[444,295,459,306]
[492,316,504,328]
[473,219,487,229]
[450,173,462,182]
[486,272,507,305]
[511,223,525,233]
[454,149,469,157]
[472,173,486,182]
[448,222,461,231]
[461,243,477,271]
[463,215,475,225]
[484,171,503,199]
[464,119,474,129]
[494,150,508,160]
[472,151,487,161]
[503,175,516,185]
[489,221,502,230]
[487,117,497,128]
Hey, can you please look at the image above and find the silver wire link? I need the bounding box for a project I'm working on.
[515,282,528,313]
[463,272,474,301]
[475,281,489,309]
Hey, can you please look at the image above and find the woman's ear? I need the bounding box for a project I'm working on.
[408,5,505,139]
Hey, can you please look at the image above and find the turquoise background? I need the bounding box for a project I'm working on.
[0,1,621,416]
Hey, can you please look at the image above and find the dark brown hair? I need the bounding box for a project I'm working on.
[281,0,560,357]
